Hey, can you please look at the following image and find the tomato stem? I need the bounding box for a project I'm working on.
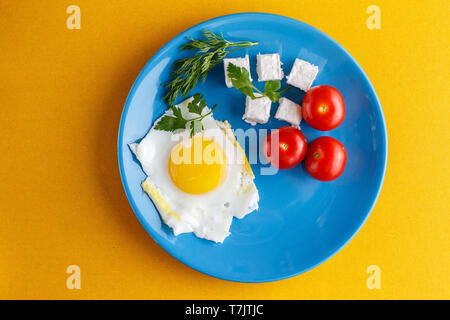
[318,104,328,113]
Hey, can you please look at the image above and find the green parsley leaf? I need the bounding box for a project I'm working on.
[227,63,252,89]
[189,120,204,137]
[227,63,257,99]
[187,93,206,115]
[264,91,280,102]
[171,106,183,119]
[264,81,281,102]
[237,86,257,99]
[227,63,291,102]
[155,94,217,137]
[264,80,281,93]
[154,114,188,132]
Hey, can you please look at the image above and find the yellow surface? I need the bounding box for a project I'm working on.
[0,0,449,299]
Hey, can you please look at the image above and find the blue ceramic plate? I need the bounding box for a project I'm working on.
[118,13,387,282]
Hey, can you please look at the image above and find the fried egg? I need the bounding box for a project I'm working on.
[129,97,259,243]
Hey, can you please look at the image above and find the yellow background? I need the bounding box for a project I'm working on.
[1,0,449,299]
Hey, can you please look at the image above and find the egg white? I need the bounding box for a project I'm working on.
[130,97,259,243]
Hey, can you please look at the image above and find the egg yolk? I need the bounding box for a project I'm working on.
[168,137,227,194]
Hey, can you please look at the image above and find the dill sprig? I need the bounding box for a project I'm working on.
[163,30,258,106]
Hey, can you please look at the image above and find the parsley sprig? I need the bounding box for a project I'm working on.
[163,30,258,106]
[154,93,217,137]
[227,63,291,102]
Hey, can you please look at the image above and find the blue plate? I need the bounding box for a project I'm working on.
[118,13,387,282]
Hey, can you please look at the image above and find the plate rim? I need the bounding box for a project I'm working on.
[117,12,388,283]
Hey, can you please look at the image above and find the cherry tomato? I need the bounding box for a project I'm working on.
[302,85,345,131]
[263,126,308,170]
[305,136,347,181]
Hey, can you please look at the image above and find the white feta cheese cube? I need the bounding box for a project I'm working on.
[286,58,319,91]
[256,53,283,81]
[223,55,252,88]
[242,94,271,125]
[275,97,302,127]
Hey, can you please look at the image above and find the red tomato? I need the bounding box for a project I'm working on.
[305,136,347,181]
[302,85,345,131]
[263,127,308,170]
